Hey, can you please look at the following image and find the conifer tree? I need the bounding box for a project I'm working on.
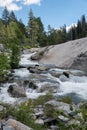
[2,6,9,26]
[9,11,17,21]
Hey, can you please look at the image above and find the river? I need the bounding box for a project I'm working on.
[0,51,87,104]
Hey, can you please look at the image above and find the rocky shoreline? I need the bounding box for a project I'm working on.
[0,93,87,130]
[0,44,87,130]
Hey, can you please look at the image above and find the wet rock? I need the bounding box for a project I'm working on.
[35,119,44,125]
[49,71,62,78]
[5,119,33,130]
[38,82,60,93]
[28,64,55,74]
[28,67,41,74]
[31,52,42,60]
[8,84,26,98]
[29,81,38,89]
[59,75,69,82]
[30,49,45,60]
[63,71,69,78]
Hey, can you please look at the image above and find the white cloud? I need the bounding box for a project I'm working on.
[66,23,77,32]
[0,0,22,11]
[7,3,22,11]
[23,0,41,5]
[0,0,42,11]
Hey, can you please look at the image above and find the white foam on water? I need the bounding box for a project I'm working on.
[26,88,45,99]
[58,76,87,100]
[20,53,38,66]
[14,68,30,78]
[0,83,17,104]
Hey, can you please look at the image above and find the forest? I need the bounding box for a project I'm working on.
[0,7,87,81]
[1,7,87,48]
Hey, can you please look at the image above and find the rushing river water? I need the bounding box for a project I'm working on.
[0,52,87,104]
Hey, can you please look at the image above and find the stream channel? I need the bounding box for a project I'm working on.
[0,51,87,104]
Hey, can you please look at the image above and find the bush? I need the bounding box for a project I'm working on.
[10,43,20,69]
[33,92,54,106]
[59,96,72,104]
[0,53,10,81]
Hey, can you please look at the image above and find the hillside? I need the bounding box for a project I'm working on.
[39,37,87,73]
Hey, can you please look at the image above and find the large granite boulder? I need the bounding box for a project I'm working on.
[39,37,87,74]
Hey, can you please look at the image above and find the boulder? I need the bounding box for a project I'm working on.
[45,100,76,114]
[63,71,69,78]
[30,48,46,60]
[8,84,26,98]
[50,125,59,130]
[67,119,80,126]
[28,64,55,74]
[29,81,38,89]
[35,119,44,125]
[39,37,87,74]
[58,115,69,122]
[5,119,33,130]
[49,71,62,78]
[59,75,69,82]
[38,82,60,93]
[44,118,58,125]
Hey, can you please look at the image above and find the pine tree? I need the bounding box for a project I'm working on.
[9,11,17,21]
[27,9,38,47]
[76,20,82,38]
[35,17,47,47]
[81,15,87,37]
[2,6,9,26]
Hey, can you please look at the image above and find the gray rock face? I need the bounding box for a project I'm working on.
[8,84,26,98]
[70,51,87,73]
[39,37,87,73]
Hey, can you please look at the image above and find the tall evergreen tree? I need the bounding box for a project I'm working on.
[27,9,38,47]
[35,17,47,47]
[9,11,17,21]
[76,20,82,38]
[81,15,87,37]
[2,6,9,26]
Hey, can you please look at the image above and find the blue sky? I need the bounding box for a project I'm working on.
[0,0,87,30]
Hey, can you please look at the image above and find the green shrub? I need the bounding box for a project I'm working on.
[59,96,72,104]
[33,93,54,106]
[45,104,57,118]
[0,53,10,81]
[10,43,20,69]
